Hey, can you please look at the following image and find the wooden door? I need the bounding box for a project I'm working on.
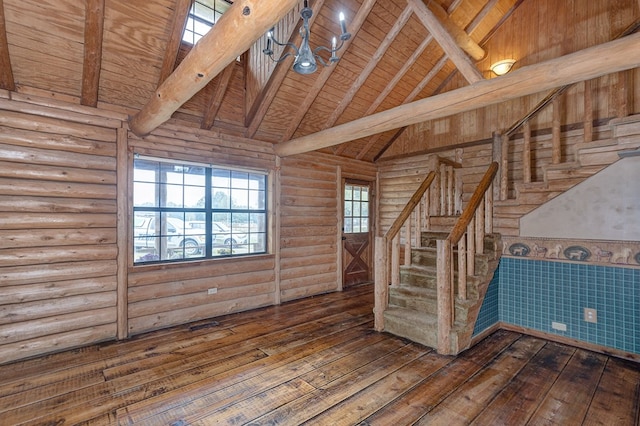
[342,181,372,287]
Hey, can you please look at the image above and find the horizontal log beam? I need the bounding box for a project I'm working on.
[274,33,640,157]
[129,0,299,136]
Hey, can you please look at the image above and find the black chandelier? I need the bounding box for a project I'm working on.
[262,0,351,74]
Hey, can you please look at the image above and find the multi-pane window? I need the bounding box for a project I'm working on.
[182,0,234,45]
[344,183,369,233]
[133,157,267,264]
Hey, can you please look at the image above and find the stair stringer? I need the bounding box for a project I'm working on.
[448,233,502,354]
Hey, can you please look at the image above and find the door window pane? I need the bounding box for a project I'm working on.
[344,183,369,233]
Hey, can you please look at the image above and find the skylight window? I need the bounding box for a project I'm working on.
[183,0,233,45]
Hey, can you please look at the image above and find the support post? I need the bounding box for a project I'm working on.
[522,121,532,183]
[552,97,562,164]
[374,236,388,331]
[436,239,452,354]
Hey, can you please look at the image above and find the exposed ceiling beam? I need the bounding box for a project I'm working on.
[280,0,377,142]
[81,0,105,107]
[274,33,640,157]
[365,33,432,116]
[201,61,236,130]
[465,0,500,35]
[244,0,326,138]
[408,0,483,84]
[0,0,15,91]
[129,0,299,137]
[373,0,520,160]
[321,4,413,134]
[424,0,485,61]
[158,0,193,87]
[352,1,468,160]
[348,54,447,159]
[373,128,405,162]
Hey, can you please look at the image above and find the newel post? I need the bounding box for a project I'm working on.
[436,238,452,354]
[374,236,388,332]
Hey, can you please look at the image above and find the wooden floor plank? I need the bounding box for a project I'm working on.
[190,378,317,425]
[583,357,640,425]
[117,323,381,425]
[301,351,451,425]
[0,283,372,386]
[470,341,576,425]
[248,343,429,425]
[527,349,608,426]
[414,335,548,425]
[132,327,400,425]
[361,329,522,425]
[0,284,637,426]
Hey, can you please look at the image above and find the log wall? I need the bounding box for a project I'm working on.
[0,93,376,364]
[126,126,278,335]
[0,97,120,364]
[279,153,376,301]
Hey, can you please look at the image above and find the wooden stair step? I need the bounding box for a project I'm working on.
[383,307,438,349]
[544,164,606,181]
[427,215,459,232]
[611,114,640,138]
[399,265,437,288]
[516,180,578,193]
[579,139,640,166]
[517,190,563,205]
[493,203,540,215]
[389,286,478,321]
[575,138,618,151]
[421,231,449,247]
[410,246,438,266]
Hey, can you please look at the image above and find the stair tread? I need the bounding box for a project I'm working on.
[384,306,437,324]
[576,138,617,150]
[391,285,435,297]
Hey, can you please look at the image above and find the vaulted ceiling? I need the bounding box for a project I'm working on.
[0,0,637,162]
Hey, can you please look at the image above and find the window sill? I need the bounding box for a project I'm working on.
[129,252,275,272]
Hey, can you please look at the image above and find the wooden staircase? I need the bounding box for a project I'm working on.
[494,114,640,236]
[383,229,501,354]
[374,160,500,356]
[374,113,640,356]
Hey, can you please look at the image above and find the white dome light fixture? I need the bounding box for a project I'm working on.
[490,59,516,76]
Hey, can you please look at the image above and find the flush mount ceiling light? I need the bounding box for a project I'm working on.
[262,0,351,75]
[490,59,516,76]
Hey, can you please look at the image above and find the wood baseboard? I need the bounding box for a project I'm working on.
[498,322,640,363]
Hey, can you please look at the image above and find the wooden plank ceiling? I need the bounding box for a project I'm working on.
[0,0,523,162]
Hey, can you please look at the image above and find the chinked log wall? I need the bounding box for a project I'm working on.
[0,93,376,365]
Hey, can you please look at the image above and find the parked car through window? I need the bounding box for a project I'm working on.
[132,157,267,264]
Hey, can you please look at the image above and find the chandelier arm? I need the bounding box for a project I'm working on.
[312,38,347,56]
[267,52,295,63]
[315,55,333,67]
[269,36,298,50]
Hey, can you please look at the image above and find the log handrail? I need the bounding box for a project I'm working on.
[384,171,436,241]
[436,161,498,354]
[505,19,639,138]
[448,162,498,244]
[374,168,439,332]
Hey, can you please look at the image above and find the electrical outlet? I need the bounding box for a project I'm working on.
[207,288,218,295]
[584,308,597,323]
[551,321,567,331]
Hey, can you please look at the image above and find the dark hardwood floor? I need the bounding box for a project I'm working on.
[1,284,639,425]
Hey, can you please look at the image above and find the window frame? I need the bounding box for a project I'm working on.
[132,155,268,265]
[343,181,370,234]
[182,0,234,46]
